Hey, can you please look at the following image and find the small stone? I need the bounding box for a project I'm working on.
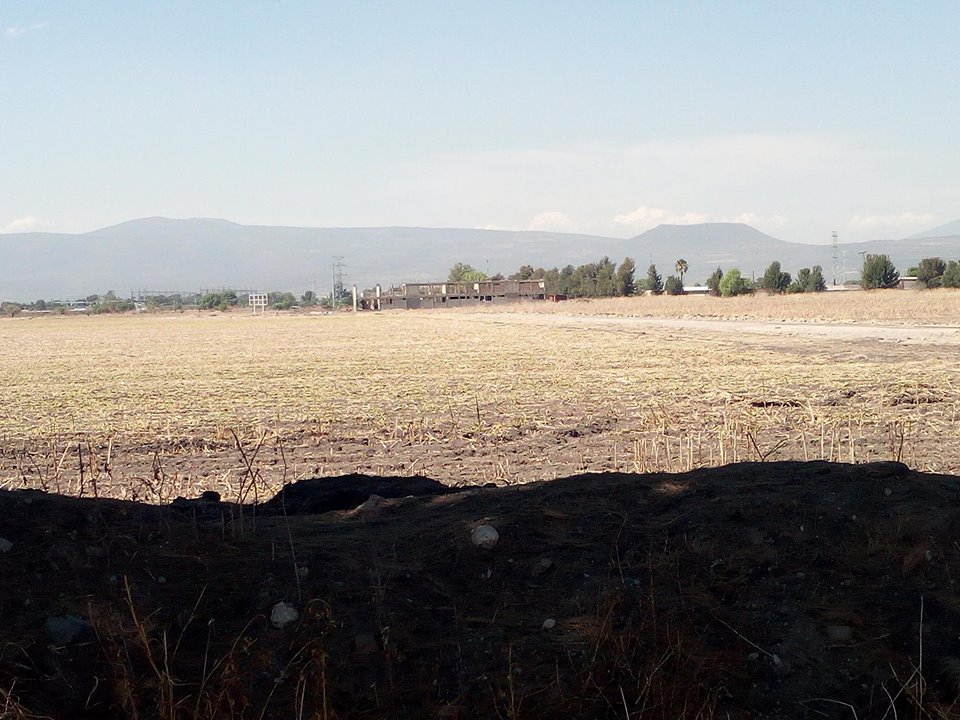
[826,625,853,643]
[157,576,167,584]
[355,494,384,513]
[85,546,105,560]
[747,652,759,660]
[471,524,499,550]
[354,632,378,654]
[884,488,892,497]
[531,558,554,577]
[297,565,310,578]
[270,601,299,629]
[0,537,12,553]
[541,618,556,630]
[45,615,93,645]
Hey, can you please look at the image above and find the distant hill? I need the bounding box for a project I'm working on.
[631,222,960,284]
[3,217,960,301]
[909,218,960,239]
[0,218,631,301]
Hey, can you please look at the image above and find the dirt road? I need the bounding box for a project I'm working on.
[469,310,960,345]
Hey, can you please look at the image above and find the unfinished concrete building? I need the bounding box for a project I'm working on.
[366,279,546,309]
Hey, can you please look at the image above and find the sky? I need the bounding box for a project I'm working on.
[2,1,958,244]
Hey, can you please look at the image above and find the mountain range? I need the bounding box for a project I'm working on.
[2,217,959,301]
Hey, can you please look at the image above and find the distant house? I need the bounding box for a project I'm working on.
[682,285,711,296]
[899,276,921,290]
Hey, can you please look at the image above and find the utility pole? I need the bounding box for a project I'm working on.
[831,231,839,286]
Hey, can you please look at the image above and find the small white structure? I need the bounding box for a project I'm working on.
[248,293,268,315]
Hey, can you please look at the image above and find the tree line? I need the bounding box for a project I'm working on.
[450,253,960,298]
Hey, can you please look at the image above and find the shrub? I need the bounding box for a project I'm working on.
[719,268,751,297]
[664,275,683,295]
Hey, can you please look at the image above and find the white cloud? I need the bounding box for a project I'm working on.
[5,22,48,37]
[527,211,576,232]
[847,212,938,235]
[2,216,46,233]
[613,206,709,231]
[729,212,787,227]
[369,132,949,243]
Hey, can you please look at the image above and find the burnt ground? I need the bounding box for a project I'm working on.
[1,461,960,719]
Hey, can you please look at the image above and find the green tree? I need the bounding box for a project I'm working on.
[664,275,683,295]
[916,257,947,288]
[301,290,318,306]
[808,265,827,292]
[646,264,663,295]
[615,257,636,296]
[675,258,688,285]
[269,291,298,309]
[448,263,487,283]
[719,268,751,297]
[861,254,900,289]
[789,268,811,294]
[706,267,723,296]
[942,260,960,288]
[759,261,791,293]
[510,264,535,281]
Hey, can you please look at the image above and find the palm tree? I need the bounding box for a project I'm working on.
[675,258,688,285]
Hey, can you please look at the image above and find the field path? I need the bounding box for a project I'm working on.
[465,310,960,345]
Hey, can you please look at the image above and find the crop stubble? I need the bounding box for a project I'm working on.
[1,299,958,500]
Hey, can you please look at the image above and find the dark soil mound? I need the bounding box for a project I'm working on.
[1,461,959,719]
[258,472,458,515]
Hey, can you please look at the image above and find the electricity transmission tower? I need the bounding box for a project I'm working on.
[331,256,345,309]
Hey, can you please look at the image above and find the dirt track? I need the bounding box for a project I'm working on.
[469,311,960,345]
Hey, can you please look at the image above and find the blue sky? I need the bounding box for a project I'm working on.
[2,1,958,243]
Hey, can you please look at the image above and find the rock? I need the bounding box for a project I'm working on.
[85,546,105,561]
[471,524,499,549]
[541,618,556,630]
[354,632,378,654]
[864,461,909,479]
[826,625,853,643]
[531,558,554,577]
[0,537,11,553]
[200,490,221,502]
[45,615,93,645]
[270,601,299,629]
[355,494,384,513]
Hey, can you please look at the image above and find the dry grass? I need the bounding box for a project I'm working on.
[472,287,960,325]
[1,302,959,500]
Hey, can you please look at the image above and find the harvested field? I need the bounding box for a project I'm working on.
[3,300,960,718]
[1,303,959,501]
